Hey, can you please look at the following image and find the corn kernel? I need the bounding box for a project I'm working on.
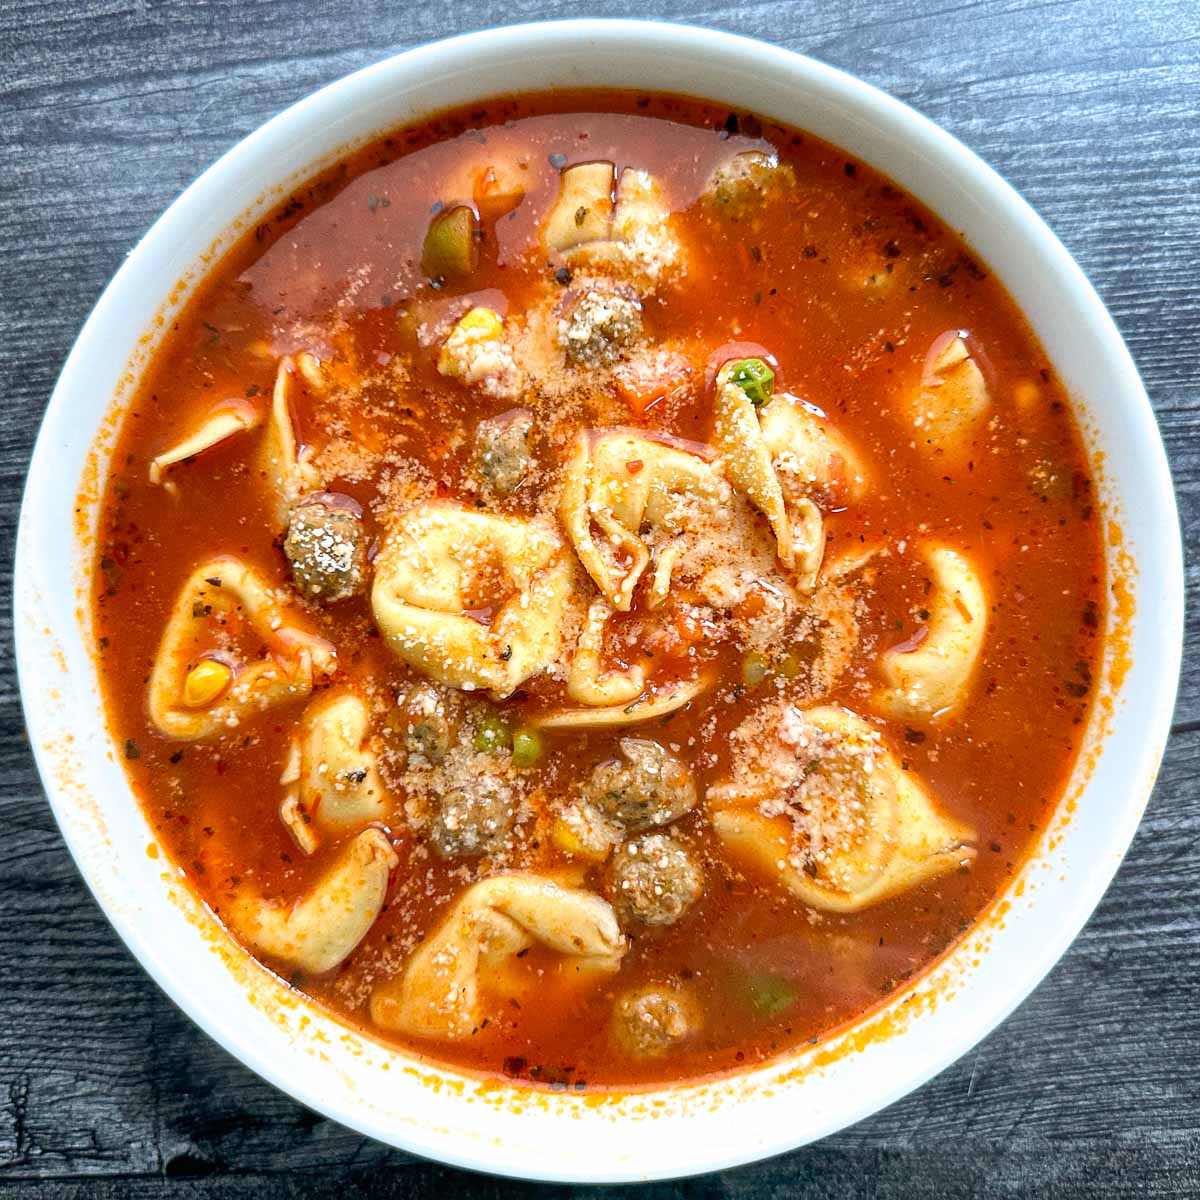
[1013,379,1040,413]
[549,815,611,863]
[182,658,233,708]
[457,306,503,339]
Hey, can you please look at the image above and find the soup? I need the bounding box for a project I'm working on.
[92,91,1104,1089]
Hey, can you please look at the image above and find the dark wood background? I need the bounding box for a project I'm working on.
[2,1,1197,1195]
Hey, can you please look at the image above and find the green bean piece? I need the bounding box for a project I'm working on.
[727,357,775,407]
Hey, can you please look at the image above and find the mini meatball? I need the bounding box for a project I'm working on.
[559,286,642,368]
[430,779,515,859]
[474,409,534,497]
[611,985,700,1058]
[397,681,455,764]
[283,492,368,603]
[611,834,702,927]
[582,738,697,831]
[703,150,796,215]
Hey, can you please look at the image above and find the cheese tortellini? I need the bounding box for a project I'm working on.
[227,828,398,974]
[543,163,681,290]
[566,597,647,707]
[713,361,867,589]
[371,501,576,698]
[279,690,389,855]
[904,331,991,458]
[709,704,976,913]
[370,873,626,1040]
[875,544,988,722]
[560,429,728,611]
[149,398,261,491]
[260,355,322,523]
[147,557,336,741]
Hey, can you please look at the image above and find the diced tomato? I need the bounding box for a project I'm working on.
[614,353,691,417]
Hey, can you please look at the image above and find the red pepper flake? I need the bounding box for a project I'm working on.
[953,596,973,622]
[625,459,644,474]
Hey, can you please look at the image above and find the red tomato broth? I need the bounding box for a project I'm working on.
[92,90,1104,1090]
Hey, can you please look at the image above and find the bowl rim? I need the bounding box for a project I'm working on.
[14,18,1184,1183]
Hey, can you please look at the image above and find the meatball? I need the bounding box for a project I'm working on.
[396,682,455,764]
[703,150,796,215]
[611,985,701,1058]
[582,738,697,831]
[611,834,702,927]
[474,409,534,497]
[559,286,642,367]
[430,779,515,859]
[283,492,367,603]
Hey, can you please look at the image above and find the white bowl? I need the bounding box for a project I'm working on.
[15,19,1183,1183]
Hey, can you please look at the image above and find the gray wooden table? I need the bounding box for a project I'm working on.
[2,1,1197,1195]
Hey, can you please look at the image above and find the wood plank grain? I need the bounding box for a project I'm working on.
[1,0,1196,1193]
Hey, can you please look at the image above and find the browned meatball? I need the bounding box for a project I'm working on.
[582,738,697,831]
[610,834,702,927]
[474,409,534,497]
[430,779,515,859]
[283,492,367,603]
[397,682,455,765]
[611,985,700,1058]
[703,150,796,215]
[559,285,642,367]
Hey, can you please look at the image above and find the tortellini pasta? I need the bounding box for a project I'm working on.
[260,355,322,523]
[370,873,626,1040]
[147,557,336,741]
[758,392,869,507]
[713,362,868,589]
[543,163,680,290]
[709,704,976,913]
[371,501,576,698]
[566,597,647,707]
[712,363,796,567]
[904,330,991,457]
[875,544,988,722]
[559,429,728,611]
[544,161,615,252]
[227,828,398,974]
[148,398,261,491]
[279,690,389,855]
[533,675,713,730]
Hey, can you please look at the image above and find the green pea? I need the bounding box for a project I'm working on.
[743,972,798,1017]
[511,729,544,768]
[727,357,774,407]
[742,651,769,687]
[474,714,511,754]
